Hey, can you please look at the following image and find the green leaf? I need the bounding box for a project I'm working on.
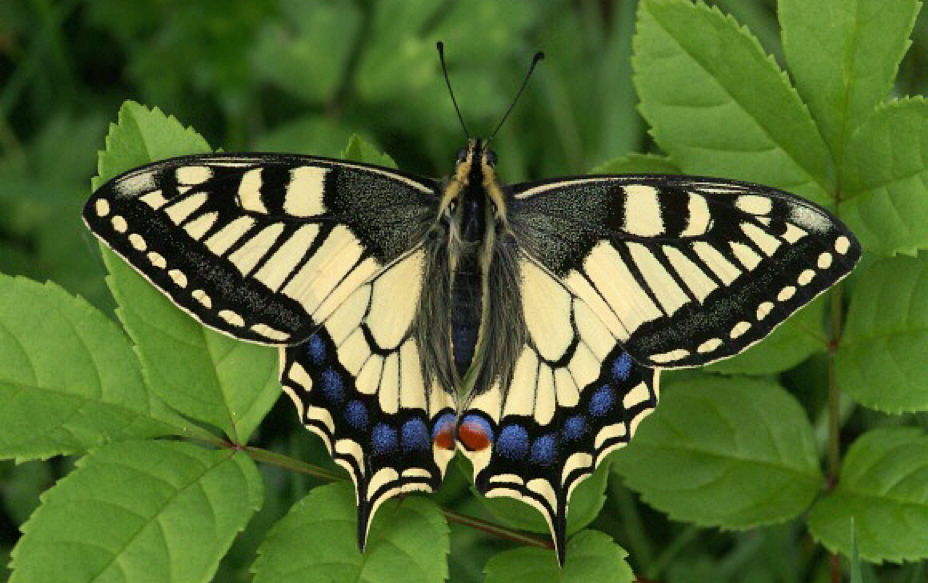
[483,530,634,583]
[0,275,179,461]
[474,459,612,537]
[841,98,928,257]
[92,101,211,191]
[103,250,279,443]
[356,0,532,104]
[837,253,928,413]
[589,153,680,175]
[341,135,397,169]
[780,0,920,162]
[633,0,830,203]
[250,0,361,104]
[252,482,449,583]
[94,102,280,443]
[355,1,444,101]
[808,427,928,563]
[850,518,863,583]
[9,441,263,583]
[613,377,821,528]
[708,295,826,375]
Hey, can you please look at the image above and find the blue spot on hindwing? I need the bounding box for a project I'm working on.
[590,385,614,417]
[497,424,529,459]
[401,418,430,452]
[345,400,368,430]
[611,352,633,381]
[562,415,587,441]
[530,434,557,466]
[321,369,344,403]
[372,423,398,456]
[307,334,326,365]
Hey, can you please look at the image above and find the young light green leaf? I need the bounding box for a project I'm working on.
[780,0,920,162]
[708,296,826,375]
[341,134,397,169]
[589,153,680,175]
[634,0,830,204]
[841,98,928,257]
[613,378,821,528]
[483,530,634,583]
[9,441,263,583]
[252,482,449,583]
[92,101,211,191]
[93,102,280,443]
[837,253,928,413]
[0,275,180,461]
[474,459,612,537]
[809,427,928,563]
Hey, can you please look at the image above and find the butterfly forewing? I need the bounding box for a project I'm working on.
[83,154,439,345]
[507,175,861,368]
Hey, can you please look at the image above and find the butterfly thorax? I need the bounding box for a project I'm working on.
[441,139,506,383]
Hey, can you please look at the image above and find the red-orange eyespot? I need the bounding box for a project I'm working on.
[432,412,457,450]
[457,414,494,451]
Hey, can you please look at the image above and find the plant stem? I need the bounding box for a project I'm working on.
[443,509,552,550]
[241,444,344,482]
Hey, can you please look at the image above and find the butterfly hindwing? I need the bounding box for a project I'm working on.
[507,175,861,368]
[457,245,659,564]
[83,154,438,345]
[279,245,458,549]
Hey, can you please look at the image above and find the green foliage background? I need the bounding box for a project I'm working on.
[2,0,928,581]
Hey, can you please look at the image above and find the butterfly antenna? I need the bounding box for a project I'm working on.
[490,50,545,141]
[437,41,470,139]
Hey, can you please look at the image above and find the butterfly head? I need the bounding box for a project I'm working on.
[435,42,540,240]
[442,139,507,248]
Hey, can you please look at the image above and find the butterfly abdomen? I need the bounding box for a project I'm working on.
[451,247,484,380]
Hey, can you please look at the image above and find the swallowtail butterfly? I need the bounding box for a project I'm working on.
[83,46,860,565]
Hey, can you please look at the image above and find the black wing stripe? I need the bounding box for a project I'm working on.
[275,223,332,293]
[648,243,702,305]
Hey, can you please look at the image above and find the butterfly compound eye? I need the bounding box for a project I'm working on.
[456,147,468,162]
[485,150,498,166]
[444,198,458,219]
